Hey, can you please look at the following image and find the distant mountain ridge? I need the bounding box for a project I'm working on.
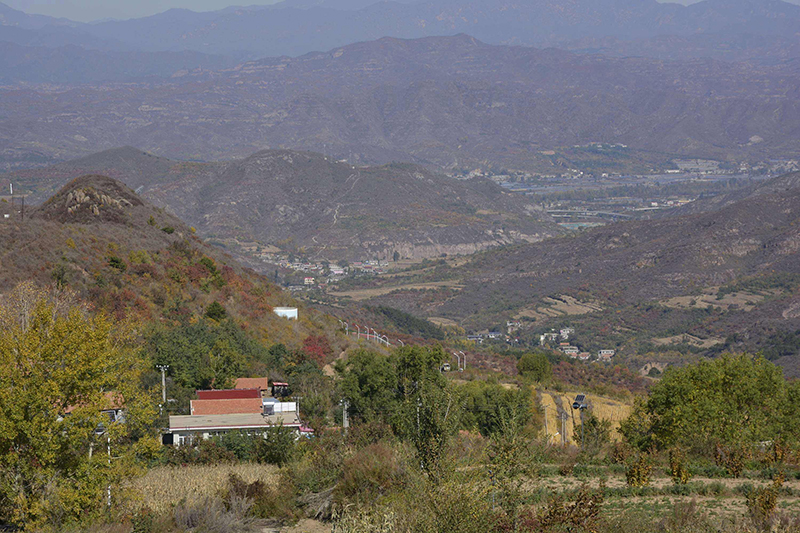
[2,147,563,261]
[1,0,800,61]
[0,34,798,173]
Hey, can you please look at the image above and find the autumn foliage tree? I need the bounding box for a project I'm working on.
[0,282,157,528]
[302,335,333,367]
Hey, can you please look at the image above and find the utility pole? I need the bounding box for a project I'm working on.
[561,413,567,447]
[342,399,349,435]
[156,365,169,410]
[107,434,111,508]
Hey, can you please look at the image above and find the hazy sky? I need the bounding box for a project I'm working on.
[6,0,800,23]
[5,0,281,22]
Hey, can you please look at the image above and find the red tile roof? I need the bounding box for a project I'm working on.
[235,377,270,390]
[190,398,263,416]
[196,388,261,400]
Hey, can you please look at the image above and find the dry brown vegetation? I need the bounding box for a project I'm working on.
[129,464,279,514]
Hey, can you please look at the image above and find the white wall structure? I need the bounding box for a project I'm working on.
[273,307,298,320]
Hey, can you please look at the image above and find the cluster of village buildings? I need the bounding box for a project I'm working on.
[165,377,311,446]
[540,328,616,362]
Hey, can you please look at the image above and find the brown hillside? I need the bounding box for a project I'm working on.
[0,175,330,347]
[34,174,144,224]
[4,148,563,262]
[371,171,800,324]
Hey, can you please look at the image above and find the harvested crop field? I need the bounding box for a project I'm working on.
[129,463,279,513]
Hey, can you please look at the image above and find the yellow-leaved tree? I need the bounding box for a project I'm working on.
[0,282,158,529]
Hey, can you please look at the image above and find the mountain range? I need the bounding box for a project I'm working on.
[1,34,798,173]
[2,0,800,61]
[1,146,562,261]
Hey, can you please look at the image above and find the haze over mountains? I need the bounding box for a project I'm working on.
[2,0,800,61]
[1,33,799,173]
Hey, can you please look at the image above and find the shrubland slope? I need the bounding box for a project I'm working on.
[0,174,330,348]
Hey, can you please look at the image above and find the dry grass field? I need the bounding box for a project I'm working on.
[515,295,603,320]
[661,289,766,312]
[652,333,724,348]
[538,389,632,446]
[328,281,463,301]
[128,463,279,513]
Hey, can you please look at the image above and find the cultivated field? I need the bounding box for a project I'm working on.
[538,389,632,446]
[129,463,279,513]
[328,281,463,301]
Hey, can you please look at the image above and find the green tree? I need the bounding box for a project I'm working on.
[517,351,552,382]
[335,349,398,423]
[575,412,611,457]
[460,380,531,436]
[144,319,268,391]
[622,354,793,453]
[205,301,227,321]
[399,379,461,481]
[0,283,157,527]
[207,339,244,389]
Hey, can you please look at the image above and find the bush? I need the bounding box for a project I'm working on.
[161,438,237,466]
[530,483,604,532]
[610,441,632,465]
[625,454,652,487]
[333,507,399,533]
[173,495,253,533]
[255,425,296,466]
[205,301,227,321]
[285,433,345,493]
[336,443,408,505]
[161,226,175,234]
[715,443,748,478]
[108,255,127,271]
[746,474,784,531]
[657,499,710,532]
[669,447,692,485]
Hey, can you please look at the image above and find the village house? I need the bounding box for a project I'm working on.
[540,331,560,345]
[560,345,579,356]
[167,412,304,446]
[598,349,616,361]
[165,379,307,446]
